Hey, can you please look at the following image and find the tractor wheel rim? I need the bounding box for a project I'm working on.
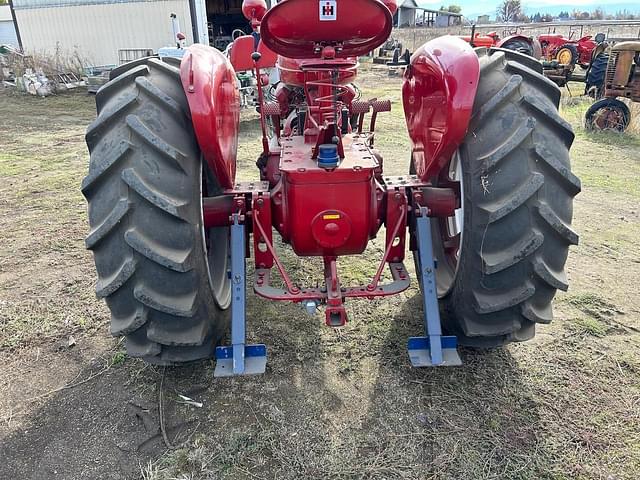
[200,163,232,310]
[557,48,572,64]
[431,150,464,297]
[594,107,624,131]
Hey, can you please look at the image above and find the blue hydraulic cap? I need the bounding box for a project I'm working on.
[317,144,339,168]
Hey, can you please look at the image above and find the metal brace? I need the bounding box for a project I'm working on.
[214,213,267,377]
[407,206,462,367]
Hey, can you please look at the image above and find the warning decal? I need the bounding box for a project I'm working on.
[319,0,337,21]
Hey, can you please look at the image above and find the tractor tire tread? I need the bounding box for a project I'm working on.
[497,46,540,71]
[504,59,561,105]
[478,172,544,223]
[522,93,574,144]
[124,228,194,272]
[439,48,579,346]
[83,56,229,364]
[473,74,522,124]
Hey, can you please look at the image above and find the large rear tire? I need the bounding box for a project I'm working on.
[500,38,534,57]
[82,57,231,364]
[585,53,608,98]
[429,48,580,346]
[556,44,579,66]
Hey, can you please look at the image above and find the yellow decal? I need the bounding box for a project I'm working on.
[323,214,340,220]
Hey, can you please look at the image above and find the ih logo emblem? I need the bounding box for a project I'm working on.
[319,0,336,21]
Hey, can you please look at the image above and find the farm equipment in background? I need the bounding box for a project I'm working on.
[584,38,612,98]
[586,41,640,132]
[540,60,574,88]
[459,30,542,58]
[538,33,602,68]
[373,37,411,68]
[83,0,579,371]
[542,34,609,90]
[374,37,403,61]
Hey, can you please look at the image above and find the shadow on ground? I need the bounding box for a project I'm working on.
[0,286,552,480]
[356,293,551,478]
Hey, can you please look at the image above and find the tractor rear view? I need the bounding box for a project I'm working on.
[83,0,580,373]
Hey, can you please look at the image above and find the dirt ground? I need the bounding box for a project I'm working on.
[0,66,639,480]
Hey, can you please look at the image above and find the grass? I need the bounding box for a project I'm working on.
[560,91,640,199]
[564,293,623,320]
[0,88,104,349]
[0,68,639,480]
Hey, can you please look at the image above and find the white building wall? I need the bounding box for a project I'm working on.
[0,4,15,22]
[0,5,19,47]
[14,0,194,65]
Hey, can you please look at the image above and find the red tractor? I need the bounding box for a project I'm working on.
[83,0,579,373]
[460,30,542,58]
[538,34,600,67]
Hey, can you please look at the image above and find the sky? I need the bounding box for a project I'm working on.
[417,0,640,18]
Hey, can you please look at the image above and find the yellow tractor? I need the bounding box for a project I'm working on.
[585,41,640,132]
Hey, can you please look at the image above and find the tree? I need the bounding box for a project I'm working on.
[497,0,522,22]
[439,5,461,13]
[533,12,542,23]
[615,10,637,20]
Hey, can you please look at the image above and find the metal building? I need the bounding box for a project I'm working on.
[0,4,19,46]
[10,0,253,66]
[394,0,417,28]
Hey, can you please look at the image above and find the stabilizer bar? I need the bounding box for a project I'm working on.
[407,206,462,367]
[214,213,267,377]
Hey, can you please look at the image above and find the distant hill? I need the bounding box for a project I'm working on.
[524,3,640,17]
[445,1,640,20]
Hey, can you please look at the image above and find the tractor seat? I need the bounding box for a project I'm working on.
[228,35,278,72]
[260,0,392,59]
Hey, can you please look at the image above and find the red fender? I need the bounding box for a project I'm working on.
[180,44,240,189]
[402,36,479,182]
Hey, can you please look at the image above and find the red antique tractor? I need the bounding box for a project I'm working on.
[460,30,542,58]
[82,0,579,373]
[538,34,600,67]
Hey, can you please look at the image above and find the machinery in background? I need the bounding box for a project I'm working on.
[585,41,640,132]
[538,33,602,68]
[459,29,542,58]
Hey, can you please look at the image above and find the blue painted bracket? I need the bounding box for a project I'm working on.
[214,214,267,377]
[408,207,462,367]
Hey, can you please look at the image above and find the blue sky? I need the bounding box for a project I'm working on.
[418,0,640,18]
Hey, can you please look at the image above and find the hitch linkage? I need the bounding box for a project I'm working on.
[214,202,461,378]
